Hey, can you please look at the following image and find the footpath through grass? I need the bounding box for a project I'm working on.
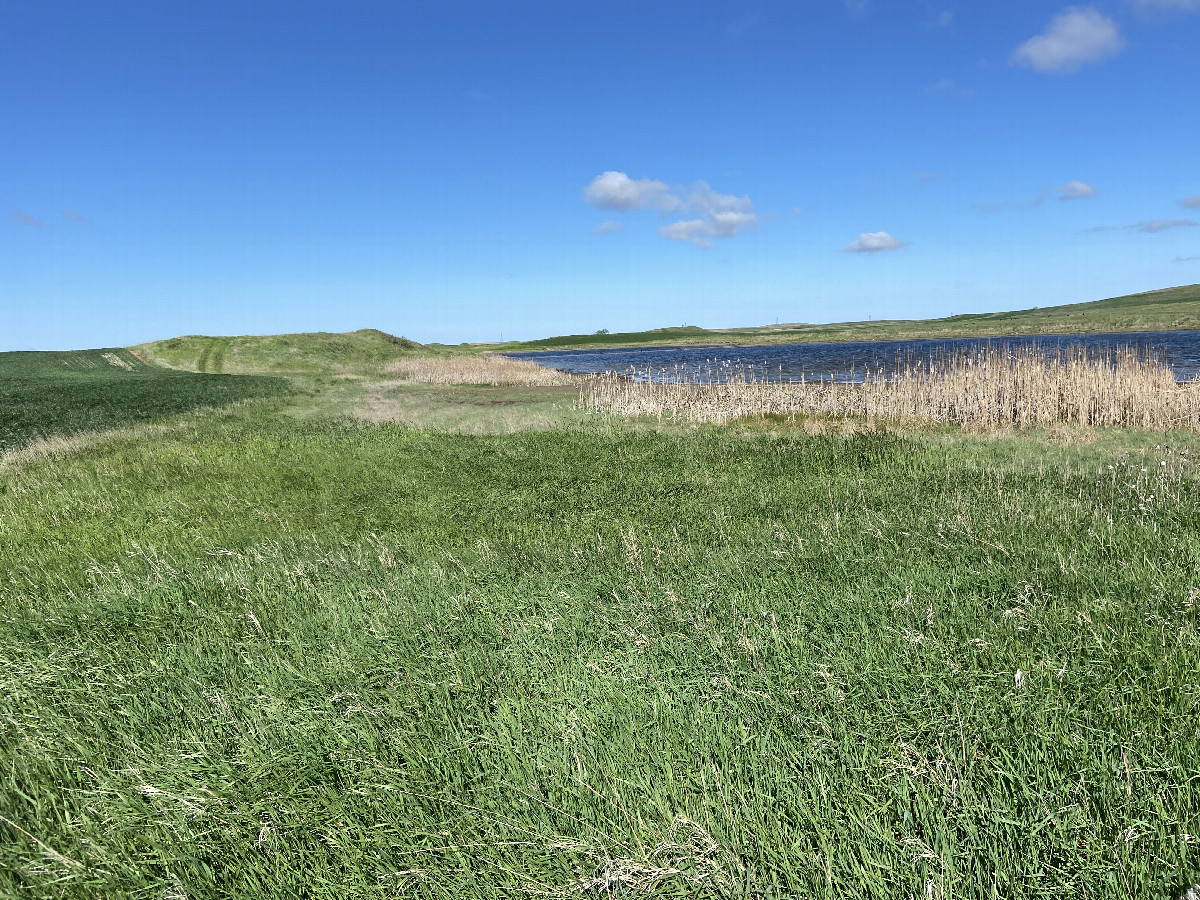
[1,407,1198,898]
[0,349,289,452]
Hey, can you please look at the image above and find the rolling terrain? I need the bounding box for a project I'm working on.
[2,317,1198,897]
[493,282,1200,352]
[135,328,422,376]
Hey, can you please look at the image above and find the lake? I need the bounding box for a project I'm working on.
[507,330,1200,383]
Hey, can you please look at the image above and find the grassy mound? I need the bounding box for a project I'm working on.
[135,328,422,376]
[0,349,288,452]
[498,283,1200,351]
[1,413,1197,897]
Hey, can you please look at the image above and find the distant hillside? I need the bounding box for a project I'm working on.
[493,283,1200,352]
[0,348,287,452]
[134,329,422,376]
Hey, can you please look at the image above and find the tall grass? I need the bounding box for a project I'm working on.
[581,345,1200,428]
[385,353,575,386]
[1,413,1198,897]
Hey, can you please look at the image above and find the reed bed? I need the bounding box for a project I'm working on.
[384,353,575,386]
[580,345,1200,429]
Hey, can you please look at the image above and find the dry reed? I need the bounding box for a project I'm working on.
[384,354,575,387]
[580,346,1200,429]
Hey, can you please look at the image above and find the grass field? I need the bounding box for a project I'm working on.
[0,348,289,453]
[135,329,422,376]
[2,338,1198,898]
[490,283,1200,352]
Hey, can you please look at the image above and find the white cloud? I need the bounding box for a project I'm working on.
[1182,195,1200,208]
[583,171,681,212]
[1133,219,1198,232]
[709,211,758,237]
[592,220,624,235]
[1010,7,1124,73]
[842,231,908,253]
[659,219,715,249]
[659,210,758,249]
[585,172,758,249]
[1056,179,1096,200]
[686,181,754,216]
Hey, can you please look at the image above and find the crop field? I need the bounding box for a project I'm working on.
[1,338,1199,898]
[0,349,289,452]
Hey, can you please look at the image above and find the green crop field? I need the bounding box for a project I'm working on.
[0,348,289,453]
[1,334,1198,898]
[489,282,1200,352]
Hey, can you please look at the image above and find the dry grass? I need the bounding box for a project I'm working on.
[580,346,1200,429]
[384,354,574,386]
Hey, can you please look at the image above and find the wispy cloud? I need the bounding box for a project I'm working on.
[843,0,869,16]
[1010,7,1124,73]
[592,220,624,235]
[1133,219,1197,232]
[11,210,43,227]
[1176,256,1200,263]
[930,11,954,28]
[583,171,681,212]
[1132,0,1199,13]
[926,78,975,98]
[726,10,761,36]
[1182,195,1200,209]
[912,170,941,180]
[975,179,1097,212]
[62,207,88,223]
[842,231,908,253]
[1056,179,1096,200]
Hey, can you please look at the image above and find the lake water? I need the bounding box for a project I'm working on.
[507,330,1200,384]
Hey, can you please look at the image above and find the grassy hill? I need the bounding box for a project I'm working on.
[0,348,288,452]
[494,282,1200,352]
[135,328,422,376]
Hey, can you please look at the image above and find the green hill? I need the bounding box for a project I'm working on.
[135,328,421,376]
[0,348,287,452]
[494,283,1200,351]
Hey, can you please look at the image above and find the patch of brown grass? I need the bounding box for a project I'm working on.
[580,346,1200,430]
[384,354,574,386]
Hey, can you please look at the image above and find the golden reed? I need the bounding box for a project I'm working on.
[579,346,1200,429]
[385,353,575,387]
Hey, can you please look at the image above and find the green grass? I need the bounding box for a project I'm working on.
[490,283,1200,351]
[0,348,289,452]
[136,329,422,376]
[1,397,1198,897]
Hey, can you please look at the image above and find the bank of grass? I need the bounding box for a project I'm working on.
[1,399,1198,897]
[491,283,1200,351]
[135,328,423,376]
[0,348,289,452]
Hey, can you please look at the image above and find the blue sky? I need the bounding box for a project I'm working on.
[3,0,1199,349]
